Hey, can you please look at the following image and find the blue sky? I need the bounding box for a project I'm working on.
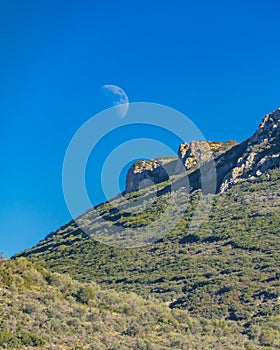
[1,0,280,257]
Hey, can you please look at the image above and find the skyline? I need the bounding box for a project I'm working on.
[1,0,280,256]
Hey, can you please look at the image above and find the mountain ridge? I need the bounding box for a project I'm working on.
[125,109,280,194]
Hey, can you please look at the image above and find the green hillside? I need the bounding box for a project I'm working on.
[15,168,280,349]
[1,258,273,350]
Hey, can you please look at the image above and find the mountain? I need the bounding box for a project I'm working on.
[14,109,280,349]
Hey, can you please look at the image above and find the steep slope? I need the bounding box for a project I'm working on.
[1,258,272,350]
[16,168,280,346]
[14,109,280,348]
[220,108,280,191]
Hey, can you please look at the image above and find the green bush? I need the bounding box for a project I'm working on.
[76,285,96,304]
[0,330,20,348]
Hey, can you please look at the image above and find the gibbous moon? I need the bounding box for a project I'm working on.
[102,84,129,118]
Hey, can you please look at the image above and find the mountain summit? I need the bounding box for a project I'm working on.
[220,108,280,191]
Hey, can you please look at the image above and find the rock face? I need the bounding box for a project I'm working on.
[125,158,176,193]
[125,109,280,194]
[178,140,237,171]
[125,141,236,193]
[219,108,280,192]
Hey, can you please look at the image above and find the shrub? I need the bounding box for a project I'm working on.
[0,330,20,348]
[76,285,96,304]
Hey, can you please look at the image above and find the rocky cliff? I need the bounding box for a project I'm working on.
[125,141,236,193]
[178,140,237,171]
[125,109,280,194]
[125,157,177,193]
[219,108,280,191]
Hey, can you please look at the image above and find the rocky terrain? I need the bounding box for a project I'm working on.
[125,109,280,194]
[178,140,237,170]
[125,157,177,193]
[220,109,280,191]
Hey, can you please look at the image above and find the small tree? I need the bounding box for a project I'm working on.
[76,285,96,304]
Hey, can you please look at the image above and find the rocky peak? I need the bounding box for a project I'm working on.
[125,109,280,194]
[250,109,280,145]
[220,108,280,191]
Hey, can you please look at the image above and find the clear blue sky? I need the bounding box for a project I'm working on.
[1,0,280,257]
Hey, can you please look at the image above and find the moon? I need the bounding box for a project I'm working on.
[102,84,129,118]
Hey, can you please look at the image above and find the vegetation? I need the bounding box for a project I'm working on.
[1,258,275,349]
[14,168,280,349]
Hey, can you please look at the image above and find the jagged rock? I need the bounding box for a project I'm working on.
[125,158,177,193]
[178,140,237,171]
[220,108,280,192]
[125,141,237,193]
[125,109,280,194]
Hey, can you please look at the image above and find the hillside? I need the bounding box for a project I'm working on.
[0,258,272,350]
[15,168,280,349]
[13,109,280,349]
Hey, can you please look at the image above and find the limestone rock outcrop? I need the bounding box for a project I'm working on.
[219,108,280,191]
[178,140,237,171]
[125,158,177,193]
[125,108,280,194]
